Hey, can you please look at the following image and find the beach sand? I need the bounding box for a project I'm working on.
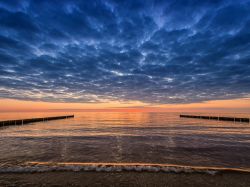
[0,172,250,187]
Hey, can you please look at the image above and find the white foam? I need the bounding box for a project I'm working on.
[0,162,249,175]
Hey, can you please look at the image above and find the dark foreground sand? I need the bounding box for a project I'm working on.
[0,172,250,187]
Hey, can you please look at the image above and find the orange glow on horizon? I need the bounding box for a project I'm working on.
[0,98,250,113]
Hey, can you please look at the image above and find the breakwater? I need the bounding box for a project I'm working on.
[0,115,74,127]
[180,114,249,123]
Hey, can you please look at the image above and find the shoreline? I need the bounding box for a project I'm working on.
[1,162,250,175]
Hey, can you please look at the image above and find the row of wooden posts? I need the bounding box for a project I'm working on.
[1,114,249,127]
[180,114,249,123]
[0,115,74,127]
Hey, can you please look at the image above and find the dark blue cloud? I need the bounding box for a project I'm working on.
[0,0,250,104]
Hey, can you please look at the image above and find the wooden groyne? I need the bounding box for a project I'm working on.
[0,115,74,127]
[180,115,249,123]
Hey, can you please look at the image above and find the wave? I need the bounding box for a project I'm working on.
[0,162,249,175]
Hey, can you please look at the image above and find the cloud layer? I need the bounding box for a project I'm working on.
[0,0,250,104]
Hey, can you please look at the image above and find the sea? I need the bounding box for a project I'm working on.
[0,112,250,175]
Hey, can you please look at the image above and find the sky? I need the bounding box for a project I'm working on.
[0,0,250,112]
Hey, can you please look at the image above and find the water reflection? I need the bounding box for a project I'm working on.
[0,112,250,169]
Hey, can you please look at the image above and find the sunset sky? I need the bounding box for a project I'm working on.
[0,0,250,112]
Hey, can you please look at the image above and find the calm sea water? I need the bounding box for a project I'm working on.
[0,112,250,171]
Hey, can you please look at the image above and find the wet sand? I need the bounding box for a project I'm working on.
[0,172,250,187]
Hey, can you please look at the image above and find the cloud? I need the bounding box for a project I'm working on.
[0,0,250,104]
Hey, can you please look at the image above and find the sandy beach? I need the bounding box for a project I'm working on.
[1,172,250,187]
